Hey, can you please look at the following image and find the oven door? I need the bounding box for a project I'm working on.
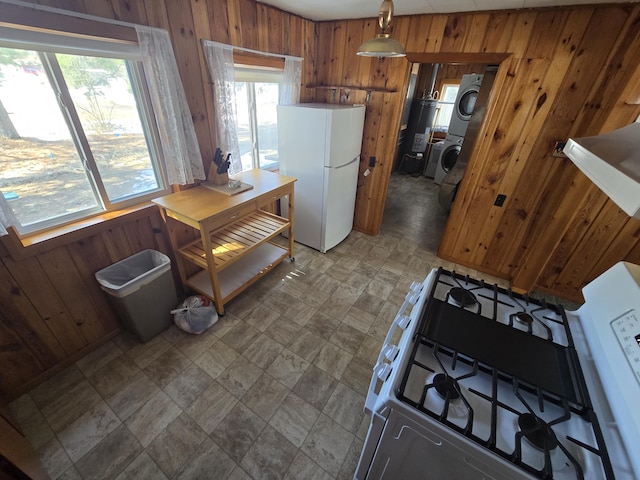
[366,409,529,480]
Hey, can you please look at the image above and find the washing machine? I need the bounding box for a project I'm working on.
[433,134,463,185]
[448,73,483,137]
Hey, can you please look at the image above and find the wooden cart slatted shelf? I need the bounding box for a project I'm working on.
[178,210,289,271]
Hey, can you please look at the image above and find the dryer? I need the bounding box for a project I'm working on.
[448,73,483,137]
[434,134,463,185]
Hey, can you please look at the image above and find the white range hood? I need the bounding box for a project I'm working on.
[563,122,640,219]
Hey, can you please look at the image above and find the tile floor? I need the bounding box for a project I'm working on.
[10,173,511,480]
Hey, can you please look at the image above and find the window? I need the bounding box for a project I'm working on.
[434,81,460,130]
[0,44,167,235]
[234,66,282,172]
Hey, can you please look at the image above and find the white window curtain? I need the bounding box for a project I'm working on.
[202,40,303,174]
[201,40,242,175]
[280,57,302,105]
[136,25,205,185]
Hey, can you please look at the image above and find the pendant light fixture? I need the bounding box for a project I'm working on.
[357,0,406,58]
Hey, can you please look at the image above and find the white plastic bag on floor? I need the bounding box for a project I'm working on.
[172,296,218,334]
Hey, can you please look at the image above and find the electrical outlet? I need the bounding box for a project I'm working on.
[494,194,507,207]
[369,156,376,168]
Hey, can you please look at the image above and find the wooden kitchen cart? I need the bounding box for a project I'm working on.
[153,169,295,315]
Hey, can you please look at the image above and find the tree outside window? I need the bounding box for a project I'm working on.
[0,46,166,234]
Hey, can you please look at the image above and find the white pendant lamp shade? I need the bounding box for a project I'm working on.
[357,0,406,58]
[357,36,406,57]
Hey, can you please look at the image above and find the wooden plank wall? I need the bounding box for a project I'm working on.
[311,5,640,302]
[0,208,174,400]
[0,0,316,401]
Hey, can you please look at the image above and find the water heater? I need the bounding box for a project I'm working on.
[403,98,438,156]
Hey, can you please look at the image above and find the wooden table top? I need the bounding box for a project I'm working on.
[152,169,296,224]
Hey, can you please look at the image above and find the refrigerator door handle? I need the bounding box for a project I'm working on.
[327,155,361,170]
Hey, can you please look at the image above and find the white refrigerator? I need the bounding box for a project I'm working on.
[277,103,366,253]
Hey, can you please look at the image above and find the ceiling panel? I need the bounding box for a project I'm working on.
[256,0,637,20]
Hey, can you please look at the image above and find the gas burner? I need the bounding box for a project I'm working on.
[514,312,534,325]
[518,413,558,451]
[433,373,461,400]
[449,287,478,308]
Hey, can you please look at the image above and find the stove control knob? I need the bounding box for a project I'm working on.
[406,291,420,305]
[382,343,399,361]
[396,315,411,329]
[375,363,392,382]
[410,281,423,293]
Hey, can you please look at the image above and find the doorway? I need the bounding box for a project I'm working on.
[384,60,499,252]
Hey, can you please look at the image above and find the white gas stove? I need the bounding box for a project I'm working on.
[356,263,639,479]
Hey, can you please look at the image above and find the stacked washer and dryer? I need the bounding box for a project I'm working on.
[432,73,483,185]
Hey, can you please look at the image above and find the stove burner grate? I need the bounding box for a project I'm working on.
[449,287,478,308]
[518,413,559,451]
[433,373,461,400]
[396,267,614,479]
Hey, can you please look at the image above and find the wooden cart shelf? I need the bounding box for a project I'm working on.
[178,210,290,271]
[153,169,296,315]
[186,242,289,301]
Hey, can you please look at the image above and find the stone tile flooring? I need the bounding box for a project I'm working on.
[10,173,511,480]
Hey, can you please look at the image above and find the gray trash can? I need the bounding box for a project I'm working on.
[95,249,177,342]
